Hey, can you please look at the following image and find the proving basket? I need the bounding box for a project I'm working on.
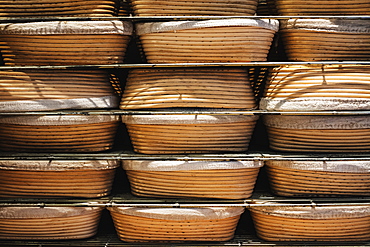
[266,160,370,197]
[135,19,279,63]
[280,19,370,61]
[0,206,103,240]
[260,65,370,111]
[122,113,259,154]
[122,160,263,199]
[0,69,120,112]
[0,115,120,152]
[0,159,119,198]
[249,204,370,241]
[108,206,244,242]
[263,115,370,152]
[120,68,257,110]
[0,21,133,66]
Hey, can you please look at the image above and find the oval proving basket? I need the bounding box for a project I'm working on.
[266,160,370,197]
[0,160,119,198]
[108,206,244,242]
[0,206,103,240]
[0,69,119,112]
[129,0,258,16]
[0,0,121,17]
[0,21,133,66]
[280,19,370,61]
[0,115,120,152]
[263,115,370,152]
[120,68,256,109]
[122,114,259,154]
[136,19,279,63]
[249,205,370,241]
[260,65,370,111]
[122,160,263,199]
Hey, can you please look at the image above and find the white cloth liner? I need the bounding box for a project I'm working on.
[0,207,102,219]
[280,19,370,33]
[135,18,279,35]
[263,115,370,129]
[108,207,244,221]
[266,160,370,173]
[122,160,263,171]
[0,160,119,171]
[0,21,133,35]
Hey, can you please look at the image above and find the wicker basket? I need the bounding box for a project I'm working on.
[0,159,119,198]
[260,65,370,111]
[122,113,259,154]
[0,21,133,66]
[263,115,370,152]
[0,69,120,112]
[108,206,244,242]
[122,160,263,199]
[266,160,370,197]
[280,19,370,61]
[249,205,370,241]
[0,206,103,240]
[136,19,279,63]
[0,115,120,152]
[129,0,258,16]
[120,68,257,109]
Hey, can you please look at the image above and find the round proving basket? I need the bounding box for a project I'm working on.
[260,65,370,111]
[108,206,244,242]
[120,68,257,109]
[0,115,120,152]
[263,115,370,152]
[0,69,120,112]
[249,205,370,241]
[266,160,370,197]
[136,19,279,63]
[0,206,103,240]
[0,21,133,66]
[122,113,259,154]
[0,0,121,17]
[122,160,263,199]
[129,0,258,16]
[280,19,370,61]
[0,160,119,198]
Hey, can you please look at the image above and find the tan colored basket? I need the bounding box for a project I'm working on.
[122,160,263,199]
[120,68,256,109]
[260,65,370,111]
[0,206,103,240]
[108,207,244,242]
[0,21,133,66]
[266,160,370,197]
[136,19,279,63]
[129,0,258,16]
[249,205,370,241]
[0,160,119,198]
[281,19,370,61]
[0,115,119,152]
[264,115,370,152]
[122,114,259,154]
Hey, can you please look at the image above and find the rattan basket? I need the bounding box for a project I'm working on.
[0,21,133,66]
[280,19,370,61]
[122,160,263,199]
[0,206,103,240]
[136,19,279,63]
[0,160,119,198]
[120,68,257,109]
[0,115,120,152]
[108,206,244,242]
[263,115,370,152]
[266,160,370,197]
[249,205,370,241]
